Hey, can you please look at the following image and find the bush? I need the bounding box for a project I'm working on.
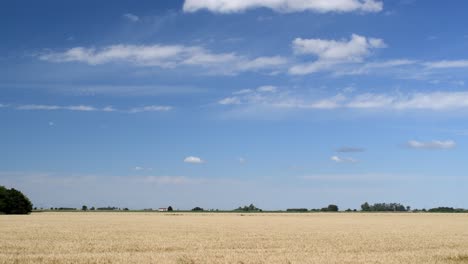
[0,186,33,214]
[168,206,173,211]
[192,207,204,211]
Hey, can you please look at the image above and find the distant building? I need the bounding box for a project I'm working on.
[158,208,168,212]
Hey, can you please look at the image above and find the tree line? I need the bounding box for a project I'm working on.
[2,186,467,214]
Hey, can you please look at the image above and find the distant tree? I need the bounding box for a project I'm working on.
[82,205,88,211]
[0,186,33,215]
[90,206,95,210]
[428,207,456,213]
[167,206,173,211]
[361,202,371,212]
[327,204,339,212]
[192,207,204,211]
[234,204,262,212]
[361,202,408,212]
[123,208,129,211]
[286,208,308,212]
[345,208,352,212]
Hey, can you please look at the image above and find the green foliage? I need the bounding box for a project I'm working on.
[168,206,173,211]
[0,186,33,214]
[82,205,88,211]
[427,207,466,213]
[191,207,204,211]
[361,202,371,211]
[286,208,308,212]
[234,204,262,212]
[320,204,339,212]
[360,202,407,212]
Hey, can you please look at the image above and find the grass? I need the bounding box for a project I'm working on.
[1,212,467,263]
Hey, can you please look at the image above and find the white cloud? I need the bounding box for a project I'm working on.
[16,104,96,111]
[218,97,241,105]
[290,34,386,75]
[331,155,358,163]
[123,13,139,22]
[292,34,385,60]
[184,156,205,164]
[183,0,383,13]
[257,85,277,93]
[218,90,468,111]
[48,121,55,126]
[407,140,456,150]
[239,157,247,164]
[233,89,253,95]
[424,60,468,69]
[39,44,287,75]
[336,59,418,75]
[134,167,153,172]
[4,104,172,113]
[129,105,173,113]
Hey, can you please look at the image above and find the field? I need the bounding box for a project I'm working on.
[1,212,468,264]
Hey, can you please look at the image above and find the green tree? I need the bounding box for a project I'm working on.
[361,202,371,211]
[82,205,88,211]
[327,204,339,212]
[167,206,173,211]
[0,186,33,214]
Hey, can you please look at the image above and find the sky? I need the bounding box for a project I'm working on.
[1,0,468,210]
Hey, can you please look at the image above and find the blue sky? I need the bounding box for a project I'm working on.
[1,0,468,210]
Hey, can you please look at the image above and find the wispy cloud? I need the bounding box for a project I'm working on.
[39,44,288,75]
[183,156,205,164]
[290,34,386,75]
[123,13,139,22]
[16,104,97,111]
[128,105,173,113]
[406,140,456,150]
[331,155,358,163]
[218,89,468,111]
[424,60,468,69]
[183,0,383,13]
[3,104,172,113]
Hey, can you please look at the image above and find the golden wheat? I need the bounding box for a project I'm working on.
[1,212,467,263]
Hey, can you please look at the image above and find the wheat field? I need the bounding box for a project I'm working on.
[1,212,467,264]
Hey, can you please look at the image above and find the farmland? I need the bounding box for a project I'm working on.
[1,212,467,264]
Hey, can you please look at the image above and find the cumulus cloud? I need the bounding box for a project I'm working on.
[183,0,383,13]
[39,44,288,75]
[290,34,386,75]
[407,140,456,150]
[184,156,205,164]
[331,155,358,163]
